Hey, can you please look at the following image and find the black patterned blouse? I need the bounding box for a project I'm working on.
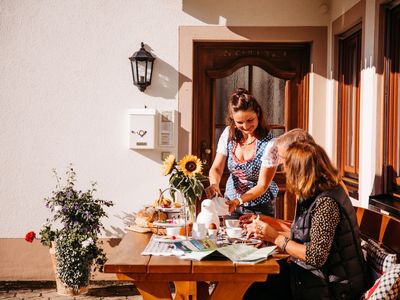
[305,196,340,268]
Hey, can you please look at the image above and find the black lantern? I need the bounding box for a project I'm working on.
[129,42,156,92]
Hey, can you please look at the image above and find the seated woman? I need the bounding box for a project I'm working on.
[244,141,370,300]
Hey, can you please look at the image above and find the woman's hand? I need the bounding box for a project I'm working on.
[226,199,240,213]
[205,184,221,199]
[259,215,292,233]
[239,213,257,226]
[245,220,279,243]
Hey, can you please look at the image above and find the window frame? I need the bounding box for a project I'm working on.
[384,4,400,195]
[337,26,362,199]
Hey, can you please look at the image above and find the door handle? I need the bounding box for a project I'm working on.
[200,141,211,166]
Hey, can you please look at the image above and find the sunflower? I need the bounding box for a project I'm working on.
[178,155,203,177]
[162,154,176,176]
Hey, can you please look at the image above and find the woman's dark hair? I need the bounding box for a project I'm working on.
[225,88,269,142]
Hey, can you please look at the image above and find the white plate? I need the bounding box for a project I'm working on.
[153,220,186,227]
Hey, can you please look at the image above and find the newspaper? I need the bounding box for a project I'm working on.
[179,243,277,264]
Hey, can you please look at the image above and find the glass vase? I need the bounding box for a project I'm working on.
[187,202,197,224]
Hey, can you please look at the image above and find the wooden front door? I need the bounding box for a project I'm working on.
[192,42,310,220]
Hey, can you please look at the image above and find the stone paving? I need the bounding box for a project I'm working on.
[0,282,144,300]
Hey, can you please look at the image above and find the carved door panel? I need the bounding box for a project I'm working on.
[192,42,310,220]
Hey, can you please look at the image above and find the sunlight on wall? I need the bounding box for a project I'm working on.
[325,71,334,158]
[308,65,315,137]
[308,72,333,158]
[359,63,377,208]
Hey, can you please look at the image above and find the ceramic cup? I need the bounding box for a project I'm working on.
[226,227,243,238]
[225,219,240,228]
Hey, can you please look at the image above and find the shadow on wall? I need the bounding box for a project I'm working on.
[103,211,136,238]
[146,56,178,100]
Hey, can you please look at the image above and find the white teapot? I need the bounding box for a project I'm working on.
[196,199,220,230]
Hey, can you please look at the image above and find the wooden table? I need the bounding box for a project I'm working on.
[104,232,280,300]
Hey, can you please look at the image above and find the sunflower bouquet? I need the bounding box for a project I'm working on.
[162,154,208,207]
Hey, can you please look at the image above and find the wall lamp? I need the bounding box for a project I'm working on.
[129,42,156,92]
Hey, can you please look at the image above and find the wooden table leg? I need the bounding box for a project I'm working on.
[134,281,172,300]
[209,281,254,300]
[173,281,210,300]
[173,281,196,300]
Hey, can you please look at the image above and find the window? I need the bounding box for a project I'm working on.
[384,4,400,195]
[215,66,286,146]
[337,27,361,199]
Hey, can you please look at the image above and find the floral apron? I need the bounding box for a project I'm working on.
[224,133,279,217]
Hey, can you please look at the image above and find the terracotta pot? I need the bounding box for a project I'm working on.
[49,245,89,296]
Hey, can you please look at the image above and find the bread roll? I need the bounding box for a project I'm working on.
[135,206,156,227]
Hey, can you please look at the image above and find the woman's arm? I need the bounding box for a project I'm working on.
[239,214,292,234]
[228,166,277,211]
[247,197,340,266]
[205,127,229,198]
[246,220,306,260]
[305,197,340,268]
[205,153,226,198]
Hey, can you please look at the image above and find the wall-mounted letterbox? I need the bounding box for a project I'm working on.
[129,109,157,149]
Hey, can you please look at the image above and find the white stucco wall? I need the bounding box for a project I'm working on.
[0,0,330,238]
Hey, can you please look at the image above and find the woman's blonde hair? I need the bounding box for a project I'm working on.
[284,141,341,199]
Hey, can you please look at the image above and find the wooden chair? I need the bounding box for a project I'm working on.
[355,207,400,257]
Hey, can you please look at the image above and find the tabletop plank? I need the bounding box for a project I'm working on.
[104,232,151,273]
[235,259,280,274]
[192,260,235,273]
[148,255,192,273]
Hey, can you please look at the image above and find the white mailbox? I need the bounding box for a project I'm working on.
[129,109,157,149]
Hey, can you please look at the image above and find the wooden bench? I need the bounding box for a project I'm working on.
[355,206,400,258]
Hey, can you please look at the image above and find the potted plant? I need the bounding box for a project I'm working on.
[25,165,113,295]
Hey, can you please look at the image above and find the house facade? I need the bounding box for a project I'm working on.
[0,0,398,280]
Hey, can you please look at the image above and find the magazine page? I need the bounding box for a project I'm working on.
[141,236,180,256]
[217,244,277,264]
[141,235,217,256]
[174,238,217,252]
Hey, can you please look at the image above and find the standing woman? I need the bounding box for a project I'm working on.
[244,141,370,300]
[205,88,278,217]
